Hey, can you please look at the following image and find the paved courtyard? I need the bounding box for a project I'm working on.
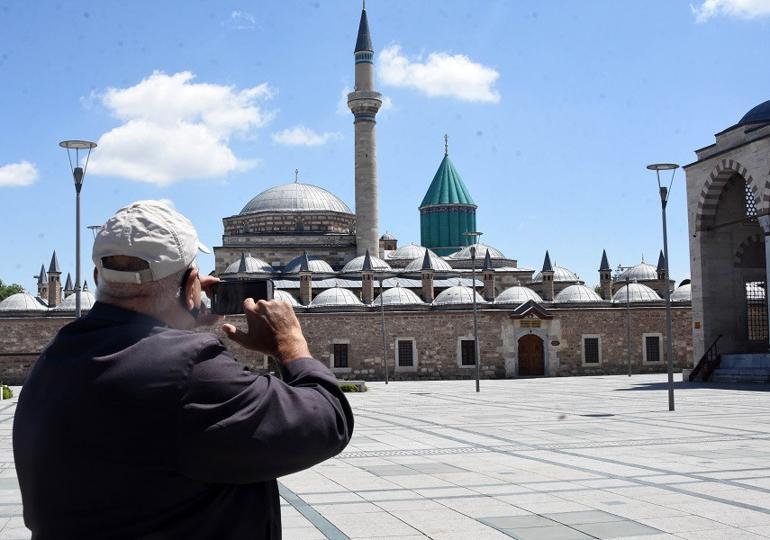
[2,375,770,539]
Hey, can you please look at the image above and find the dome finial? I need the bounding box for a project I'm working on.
[294,168,299,183]
[444,133,448,156]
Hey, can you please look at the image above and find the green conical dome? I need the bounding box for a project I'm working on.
[419,155,476,208]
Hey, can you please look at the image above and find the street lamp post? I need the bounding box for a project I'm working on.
[647,162,679,412]
[378,272,389,385]
[464,231,483,392]
[59,140,97,319]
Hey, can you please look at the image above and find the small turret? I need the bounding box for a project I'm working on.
[64,273,74,297]
[656,250,666,281]
[541,251,555,301]
[299,252,312,306]
[599,249,612,300]
[482,251,495,301]
[420,250,434,303]
[47,251,62,307]
[361,249,374,304]
[36,263,48,302]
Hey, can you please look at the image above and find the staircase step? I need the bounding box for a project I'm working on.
[721,353,770,369]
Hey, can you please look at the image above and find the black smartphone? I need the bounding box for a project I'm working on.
[210,279,274,315]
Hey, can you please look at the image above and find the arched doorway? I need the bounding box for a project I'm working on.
[518,334,544,376]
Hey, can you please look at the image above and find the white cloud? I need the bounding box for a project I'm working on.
[228,10,256,29]
[0,161,38,187]
[272,126,341,146]
[378,44,500,103]
[692,0,770,21]
[89,71,274,185]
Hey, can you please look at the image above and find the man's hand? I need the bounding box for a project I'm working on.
[223,299,311,364]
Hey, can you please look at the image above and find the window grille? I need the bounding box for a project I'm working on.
[333,343,349,368]
[746,182,758,222]
[583,337,600,364]
[460,339,476,366]
[645,336,661,363]
[397,340,414,367]
[746,281,768,342]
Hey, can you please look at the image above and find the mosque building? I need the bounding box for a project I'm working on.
[0,4,695,384]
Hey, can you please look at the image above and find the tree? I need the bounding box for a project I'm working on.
[0,279,24,302]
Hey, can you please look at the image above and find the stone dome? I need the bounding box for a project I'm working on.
[449,243,506,260]
[310,287,363,307]
[554,284,603,303]
[283,255,335,274]
[617,262,658,282]
[612,283,662,303]
[223,255,274,274]
[372,286,424,306]
[240,182,352,215]
[739,100,770,126]
[380,232,396,241]
[341,254,391,273]
[403,250,453,272]
[672,283,692,302]
[531,265,580,283]
[386,244,427,260]
[54,290,97,311]
[274,289,300,306]
[0,292,48,311]
[495,286,543,304]
[433,285,485,306]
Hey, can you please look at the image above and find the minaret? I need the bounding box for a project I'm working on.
[348,3,383,256]
[599,250,612,300]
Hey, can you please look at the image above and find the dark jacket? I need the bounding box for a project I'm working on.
[13,302,354,540]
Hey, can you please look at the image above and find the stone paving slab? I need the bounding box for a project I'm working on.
[5,375,770,538]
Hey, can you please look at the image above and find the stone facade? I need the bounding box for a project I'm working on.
[0,303,692,384]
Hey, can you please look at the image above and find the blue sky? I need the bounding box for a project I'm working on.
[1,0,769,291]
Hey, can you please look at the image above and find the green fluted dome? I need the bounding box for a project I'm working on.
[419,155,476,208]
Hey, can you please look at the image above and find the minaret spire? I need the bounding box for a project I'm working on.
[348,3,383,256]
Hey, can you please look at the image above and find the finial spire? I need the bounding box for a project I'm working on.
[294,169,299,183]
[444,133,448,156]
[363,0,366,10]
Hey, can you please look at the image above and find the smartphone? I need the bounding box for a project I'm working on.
[210,279,274,315]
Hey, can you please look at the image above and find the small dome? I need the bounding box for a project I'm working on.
[223,255,274,274]
[0,292,48,311]
[240,182,352,215]
[283,254,335,274]
[341,254,392,273]
[380,232,396,241]
[54,290,97,311]
[531,265,580,283]
[554,284,603,303]
[738,100,770,126]
[310,287,363,307]
[372,286,424,306]
[617,262,658,282]
[274,289,300,306]
[403,250,453,272]
[612,283,662,303]
[433,285,485,306]
[495,286,543,304]
[449,243,506,260]
[386,243,427,260]
[672,283,692,302]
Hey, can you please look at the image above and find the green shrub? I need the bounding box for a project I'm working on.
[340,383,362,393]
[1,385,12,400]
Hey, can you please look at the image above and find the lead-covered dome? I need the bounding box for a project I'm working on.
[223,255,274,274]
[495,286,543,304]
[433,285,485,306]
[612,283,662,303]
[0,292,48,311]
[531,265,580,283]
[55,290,97,311]
[310,287,363,307]
[341,254,391,273]
[372,286,424,306]
[404,250,453,272]
[554,284,603,303]
[283,254,335,274]
[739,100,770,126]
[240,182,352,215]
[274,289,300,306]
[449,243,505,260]
[672,283,691,302]
[617,262,658,282]
[386,244,427,260]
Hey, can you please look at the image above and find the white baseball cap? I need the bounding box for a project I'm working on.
[92,200,210,284]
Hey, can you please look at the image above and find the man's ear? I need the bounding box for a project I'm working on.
[184,268,199,310]
[93,268,99,287]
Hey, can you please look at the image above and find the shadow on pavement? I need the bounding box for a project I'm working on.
[614,381,770,392]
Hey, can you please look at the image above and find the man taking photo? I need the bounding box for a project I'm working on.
[13,200,354,539]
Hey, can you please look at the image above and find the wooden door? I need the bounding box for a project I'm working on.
[518,334,544,376]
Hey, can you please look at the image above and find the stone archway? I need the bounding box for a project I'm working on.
[518,334,544,376]
[696,158,767,232]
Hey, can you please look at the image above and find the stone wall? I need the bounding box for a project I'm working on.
[0,304,692,384]
[223,211,355,236]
